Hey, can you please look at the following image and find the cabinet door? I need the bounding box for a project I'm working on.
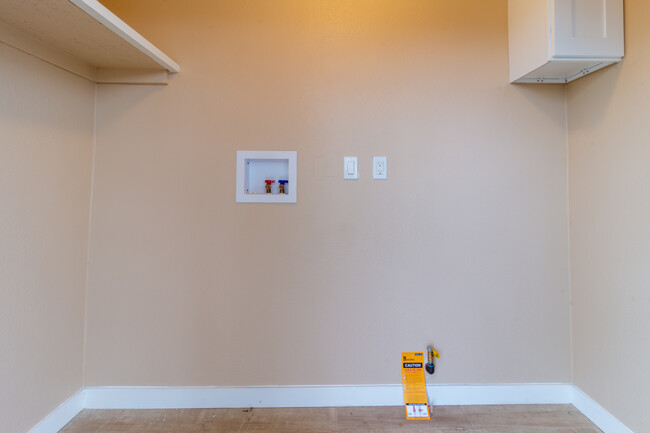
[552,0,624,58]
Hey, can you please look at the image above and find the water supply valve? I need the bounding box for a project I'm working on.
[426,345,440,375]
[278,180,288,194]
[264,179,275,194]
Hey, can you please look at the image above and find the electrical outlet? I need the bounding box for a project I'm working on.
[373,156,387,179]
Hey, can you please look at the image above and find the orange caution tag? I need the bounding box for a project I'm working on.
[401,352,430,420]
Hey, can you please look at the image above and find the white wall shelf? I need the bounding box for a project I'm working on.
[0,0,179,84]
[236,151,297,204]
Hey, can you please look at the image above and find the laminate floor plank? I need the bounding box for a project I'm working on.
[59,404,603,433]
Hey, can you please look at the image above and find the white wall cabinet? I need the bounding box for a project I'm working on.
[508,0,624,84]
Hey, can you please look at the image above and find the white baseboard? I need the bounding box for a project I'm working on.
[572,386,634,433]
[426,383,573,405]
[84,385,403,409]
[31,384,633,433]
[28,389,84,433]
[83,383,573,410]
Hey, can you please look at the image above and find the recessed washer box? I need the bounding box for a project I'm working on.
[236,151,297,203]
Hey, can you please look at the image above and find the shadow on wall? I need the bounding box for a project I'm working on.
[0,43,95,129]
[566,62,623,129]
[94,83,169,135]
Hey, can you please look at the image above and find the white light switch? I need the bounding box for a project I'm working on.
[373,156,387,179]
[344,157,358,179]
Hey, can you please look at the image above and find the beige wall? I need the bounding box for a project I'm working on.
[85,0,572,387]
[0,44,94,432]
[567,0,650,431]
[5,0,648,428]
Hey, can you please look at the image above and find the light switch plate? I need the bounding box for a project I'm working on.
[344,156,358,179]
[373,156,387,179]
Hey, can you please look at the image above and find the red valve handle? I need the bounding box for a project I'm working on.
[265,180,275,185]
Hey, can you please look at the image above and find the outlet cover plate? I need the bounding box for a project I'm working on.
[373,156,387,179]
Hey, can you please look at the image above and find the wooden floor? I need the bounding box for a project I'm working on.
[60,405,602,432]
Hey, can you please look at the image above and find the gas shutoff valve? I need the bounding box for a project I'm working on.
[426,345,440,375]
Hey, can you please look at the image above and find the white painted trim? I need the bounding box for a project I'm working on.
[28,389,84,433]
[84,385,402,409]
[572,386,634,433]
[84,383,572,410]
[426,383,573,405]
[68,0,180,73]
[31,384,634,433]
